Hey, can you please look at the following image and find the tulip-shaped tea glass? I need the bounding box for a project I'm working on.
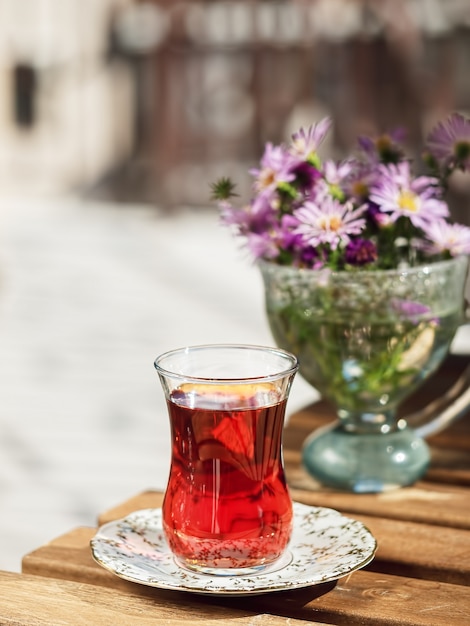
[154,344,298,575]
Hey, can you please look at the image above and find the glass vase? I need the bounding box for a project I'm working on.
[259,256,469,492]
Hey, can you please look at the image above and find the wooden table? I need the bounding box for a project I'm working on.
[4,356,470,624]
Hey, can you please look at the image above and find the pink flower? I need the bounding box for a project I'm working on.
[220,195,276,235]
[421,219,470,257]
[357,128,407,164]
[245,232,280,260]
[290,118,332,159]
[426,112,470,172]
[323,159,353,187]
[293,197,367,250]
[369,162,449,229]
[249,143,295,197]
[342,160,377,202]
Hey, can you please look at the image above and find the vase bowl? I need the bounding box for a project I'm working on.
[260,256,469,492]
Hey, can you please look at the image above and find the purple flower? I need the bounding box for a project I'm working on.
[426,112,470,172]
[299,247,324,268]
[245,231,280,260]
[323,159,353,188]
[277,214,301,246]
[219,200,252,231]
[290,117,332,159]
[250,143,296,197]
[369,162,449,229]
[275,214,323,267]
[391,299,433,324]
[293,197,367,250]
[367,204,393,228]
[220,195,276,235]
[345,239,378,266]
[421,219,470,257]
[245,195,279,233]
[343,160,377,201]
[357,128,407,164]
[290,160,322,191]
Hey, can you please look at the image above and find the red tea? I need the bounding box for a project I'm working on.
[162,383,293,572]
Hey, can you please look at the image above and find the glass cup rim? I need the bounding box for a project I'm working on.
[154,343,299,384]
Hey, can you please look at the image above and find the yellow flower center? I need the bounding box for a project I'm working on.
[398,190,418,213]
[376,135,392,152]
[455,140,470,160]
[352,181,369,198]
[319,215,342,231]
[259,168,276,189]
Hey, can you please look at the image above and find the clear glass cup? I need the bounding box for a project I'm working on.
[154,344,298,575]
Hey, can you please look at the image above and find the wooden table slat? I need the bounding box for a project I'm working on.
[284,464,470,530]
[0,570,309,626]
[21,528,470,626]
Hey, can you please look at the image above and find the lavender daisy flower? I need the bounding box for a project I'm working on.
[278,214,301,246]
[369,162,449,229]
[421,219,470,257]
[245,195,279,233]
[220,195,276,235]
[426,112,470,172]
[277,214,324,267]
[245,231,280,260]
[293,197,367,250]
[367,203,393,228]
[343,160,376,201]
[323,159,353,188]
[290,117,332,160]
[357,128,407,164]
[218,200,239,226]
[250,143,296,197]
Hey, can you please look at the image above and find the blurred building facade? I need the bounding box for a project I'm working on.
[0,0,135,195]
[94,0,470,217]
[1,0,470,219]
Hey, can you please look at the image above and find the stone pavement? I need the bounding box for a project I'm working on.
[0,193,315,572]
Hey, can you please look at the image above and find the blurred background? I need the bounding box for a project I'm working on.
[0,0,470,572]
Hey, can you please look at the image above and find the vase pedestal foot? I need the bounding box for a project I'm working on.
[301,422,430,493]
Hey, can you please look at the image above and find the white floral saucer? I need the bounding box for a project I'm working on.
[90,502,376,596]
